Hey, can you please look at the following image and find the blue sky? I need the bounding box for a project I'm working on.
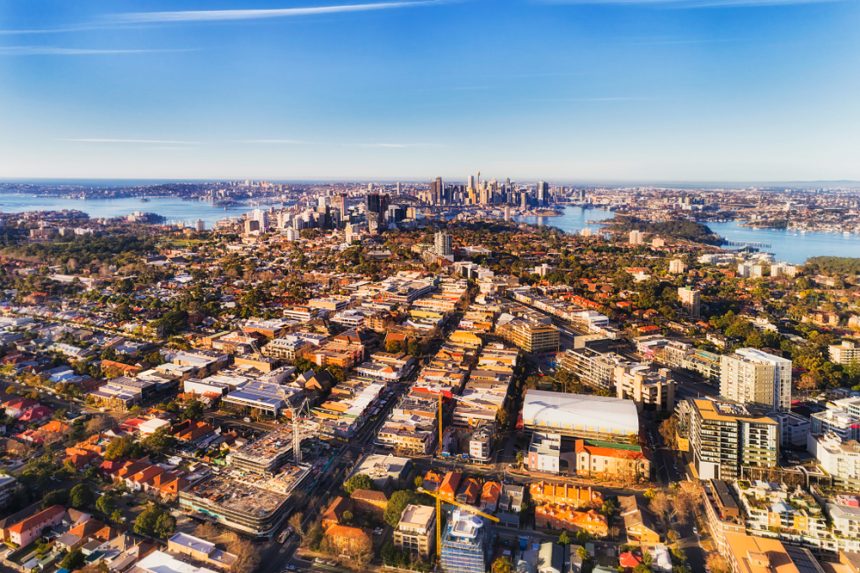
[0,0,858,182]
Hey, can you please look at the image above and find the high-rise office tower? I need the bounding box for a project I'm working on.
[537,181,549,206]
[333,193,347,222]
[720,348,792,412]
[366,192,389,233]
[431,177,444,206]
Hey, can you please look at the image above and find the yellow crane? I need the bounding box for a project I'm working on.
[424,389,494,457]
[418,486,500,561]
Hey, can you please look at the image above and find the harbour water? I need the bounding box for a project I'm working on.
[0,193,260,227]
[517,205,860,264]
[2,194,858,263]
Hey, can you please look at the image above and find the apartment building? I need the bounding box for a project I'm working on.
[393,504,435,558]
[613,363,675,412]
[808,433,860,490]
[496,315,559,354]
[829,340,860,366]
[720,348,792,412]
[687,399,778,480]
[811,397,860,442]
[557,346,621,393]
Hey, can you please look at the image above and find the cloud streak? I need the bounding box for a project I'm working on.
[110,0,451,24]
[60,138,200,145]
[538,0,842,7]
[0,46,191,56]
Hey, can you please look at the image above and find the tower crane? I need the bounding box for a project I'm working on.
[416,388,497,457]
[417,487,499,561]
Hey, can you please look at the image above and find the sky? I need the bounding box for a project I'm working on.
[0,0,858,183]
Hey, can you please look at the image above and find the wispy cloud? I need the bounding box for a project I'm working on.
[237,138,441,149]
[349,142,443,148]
[109,0,451,25]
[532,96,659,102]
[238,139,311,145]
[0,46,191,56]
[60,138,200,145]
[538,0,842,7]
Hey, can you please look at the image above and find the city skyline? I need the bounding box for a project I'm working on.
[1,0,859,181]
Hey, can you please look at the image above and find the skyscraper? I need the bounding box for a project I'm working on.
[431,177,444,206]
[720,348,792,412]
[537,181,549,206]
[366,192,389,233]
[333,193,347,222]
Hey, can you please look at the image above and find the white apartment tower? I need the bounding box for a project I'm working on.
[720,348,792,412]
[434,230,453,257]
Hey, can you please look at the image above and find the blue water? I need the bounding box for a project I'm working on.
[705,220,860,264]
[0,193,259,227]
[514,205,615,233]
[516,205,859,264]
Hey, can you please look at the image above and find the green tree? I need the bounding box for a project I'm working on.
[96,493,117,516]
[343,473,374,495]
[60,549,85,571]
[180,400,204,421]
[558,530,571,545]
[142,427,176,455]
[491,556,513,573]
[384,490,418,528]
[69,483,94,509]
[104,436,143,461]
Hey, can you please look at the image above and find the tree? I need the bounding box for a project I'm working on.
[650,491,672,526]
[491,556,513,573]
[69,483,94,509]
[659,417,678,448]
[43,488,69,507]
[104,436,143,461]
[706,553,731,573]
[384,490,417,528]
[558,530,571,545]
[343,473,373,495]
[134,503,175,538]
[288,512,305,537]
[142,427,176,456]
[154,512,176,538]
[60,549,85,571]
[342,510,354,524]
[180,400,204,421]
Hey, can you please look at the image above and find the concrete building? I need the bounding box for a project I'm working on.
[166,532,237,570]
[811,397,860,442]
[613,363,675,412]
[808,433,860,490]
[496,316,559,354]
[527,432,562,475]
[677,286,701,318]
[722,532,802,573]
[439,510,492,573]
[668,259,686,274]
[687,399,778,480]
[434,230,453,257]
[720,348,792,412]
[393,504,435,558]
[830,340,860,366]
